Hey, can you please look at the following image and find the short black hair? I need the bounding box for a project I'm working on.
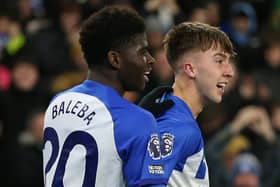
[79,6,145,68]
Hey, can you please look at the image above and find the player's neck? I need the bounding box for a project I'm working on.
[87,68,124,96]
[172,78,203,119]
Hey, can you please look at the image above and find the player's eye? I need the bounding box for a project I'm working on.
[215,59,224,64]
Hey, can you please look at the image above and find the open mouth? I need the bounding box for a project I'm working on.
[216,82,227,93]
[144,71,150,82]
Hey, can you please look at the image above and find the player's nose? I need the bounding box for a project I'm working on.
[146,52,155,65]
[223,62,234,79]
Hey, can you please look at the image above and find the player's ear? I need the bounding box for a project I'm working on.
[183,61,196,78]
[107,50,121,69]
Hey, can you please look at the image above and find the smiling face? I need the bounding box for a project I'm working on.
[117,33,155,91]
[193,46,234,103]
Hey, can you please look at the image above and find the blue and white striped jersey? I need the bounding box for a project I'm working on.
[43,80,165,187]
[157,93,209,187]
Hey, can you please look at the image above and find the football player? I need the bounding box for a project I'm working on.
[43,6,166,187]
[140,22,236,187]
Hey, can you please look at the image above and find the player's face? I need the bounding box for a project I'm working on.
[194,46,234,103]
[118,33,155,91]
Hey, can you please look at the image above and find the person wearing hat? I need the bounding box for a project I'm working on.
[231,152,261,187]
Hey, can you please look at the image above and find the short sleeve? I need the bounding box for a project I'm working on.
[113,108,167,187]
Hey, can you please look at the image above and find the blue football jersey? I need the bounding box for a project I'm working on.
[43,80,165,187]
[157,93,209,187]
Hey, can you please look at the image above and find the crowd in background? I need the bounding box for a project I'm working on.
[0,0,280,186]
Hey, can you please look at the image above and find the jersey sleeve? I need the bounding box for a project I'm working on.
[179,125,207,179]
[113,108,167,187]
[158,119,206,181]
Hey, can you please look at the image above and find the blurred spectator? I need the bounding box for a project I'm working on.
[220,1,262,72]
[270,101,280,135]
[18,108,45,146]
[205,105,275,187]
[261,101,280,187]
[144,0,181,33]
[231,153,262,187]
[223,2,258,41]
[145,16,165,50]
[223,136,251,172]
[0,13,10,58]
[253,40,280,102]
[198,103,229,141]
[16,0,39,32]
[59,2,86,69]
[222,73,260,121]
[205,0,221,26]
[46,2,87,94]
[0,64,11,91]
[205,106,258,187]
[187,3,208,23]
[175,0,200,21]
[0,13,27,65]
[2,108,45,186]
[0,56,49,147]
[27,1,85,84]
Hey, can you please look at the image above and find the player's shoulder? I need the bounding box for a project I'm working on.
[159,108,199,132]
[160,118,200,139]
[129,102,154,116]
[112,102,159,144]
[157,109,202,149]
[121,100,157,125]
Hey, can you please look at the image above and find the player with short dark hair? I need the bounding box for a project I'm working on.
[140,22,236,187]
[43,6,166,187]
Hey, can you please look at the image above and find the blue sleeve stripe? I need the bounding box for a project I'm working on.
[195,158,206,179]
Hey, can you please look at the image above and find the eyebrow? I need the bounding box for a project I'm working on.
[214,53,227,58]
[138,46,149,53]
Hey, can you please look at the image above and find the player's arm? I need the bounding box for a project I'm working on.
[114,109,168,186]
